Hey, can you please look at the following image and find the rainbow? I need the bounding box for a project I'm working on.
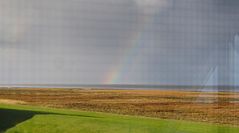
[104,14,155,84]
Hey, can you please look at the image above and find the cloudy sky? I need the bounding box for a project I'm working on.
[0,0,239,85]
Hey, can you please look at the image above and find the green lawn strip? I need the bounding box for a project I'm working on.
[0,104,238,133]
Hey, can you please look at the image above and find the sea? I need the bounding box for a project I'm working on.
[0,84,238,92]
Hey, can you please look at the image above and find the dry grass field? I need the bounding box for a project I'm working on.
[0,88,238,126]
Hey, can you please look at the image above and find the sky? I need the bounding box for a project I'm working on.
[0,0,239,85]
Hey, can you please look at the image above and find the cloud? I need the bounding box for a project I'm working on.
[133,0,169,14]
[0,0,33,44]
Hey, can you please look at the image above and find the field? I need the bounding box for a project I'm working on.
[1,104,239,133]
[0,88,239,133]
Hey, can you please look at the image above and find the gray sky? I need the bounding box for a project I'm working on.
[0,0,239,85]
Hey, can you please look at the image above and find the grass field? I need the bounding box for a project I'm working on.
[1,104,239,133]
[0,88,238,125]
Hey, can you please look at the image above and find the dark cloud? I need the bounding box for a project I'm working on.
[0,0,239,85]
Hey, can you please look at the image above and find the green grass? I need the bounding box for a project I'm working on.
[0,104,238,133]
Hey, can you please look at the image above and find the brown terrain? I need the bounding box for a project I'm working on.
[0,88,238,126]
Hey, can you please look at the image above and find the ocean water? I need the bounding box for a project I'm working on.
[0,84,238,92]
